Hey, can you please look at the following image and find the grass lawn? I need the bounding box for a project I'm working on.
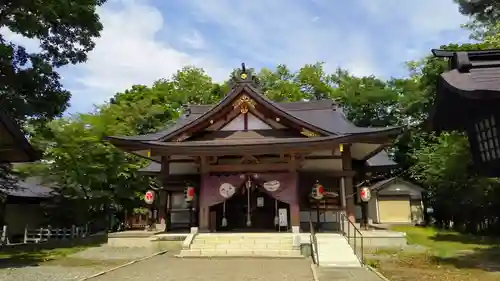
[367,225,500,281]
[0,245,88,267]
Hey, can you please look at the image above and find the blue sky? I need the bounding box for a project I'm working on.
[2,0,471,114]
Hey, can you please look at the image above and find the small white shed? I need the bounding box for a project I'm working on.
[355,177,425,225]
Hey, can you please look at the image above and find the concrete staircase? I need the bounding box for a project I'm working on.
[178,233,303,258]
[315,233,361,267]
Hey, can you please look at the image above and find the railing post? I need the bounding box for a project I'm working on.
[38,227,43,243]
[354,228,356,253]
[1,225,6,245]
[24,225,28,243]
[47,225,52,241]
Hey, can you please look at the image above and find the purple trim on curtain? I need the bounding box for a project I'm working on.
[200,175,245,208]
[255,173,298,205]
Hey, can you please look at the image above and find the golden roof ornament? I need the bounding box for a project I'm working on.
[229,62,261,90]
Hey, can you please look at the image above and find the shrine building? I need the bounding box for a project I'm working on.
[105,67,401,233]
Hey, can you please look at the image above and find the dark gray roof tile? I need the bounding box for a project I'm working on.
[1,177,54,198]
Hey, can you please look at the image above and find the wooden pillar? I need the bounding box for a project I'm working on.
[290,170,300,233]
[160,156,170,232]
[341,144,356,223]
[166,191,172,231]
[359,169,370,230]
[198,157,210,232]
[157,191,166,225]
[289,161,300,233]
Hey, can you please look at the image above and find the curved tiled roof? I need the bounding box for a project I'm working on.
[109,99,398,142]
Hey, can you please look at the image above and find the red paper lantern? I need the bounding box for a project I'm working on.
[186,186,195,202]
[144,190,155,204]
[312,183,324,200]
[359,187,371,202]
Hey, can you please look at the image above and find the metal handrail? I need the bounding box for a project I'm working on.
[309,218,319,265]
[340,212,364,264]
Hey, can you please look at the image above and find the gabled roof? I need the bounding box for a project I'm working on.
[369,177,424,193]
[105,67,402,159]
[108,99,399,143]
[0,109,39,162]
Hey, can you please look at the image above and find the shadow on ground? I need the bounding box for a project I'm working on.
[431,233,500,246]
[433,246,500,272]
[0,234,107,269]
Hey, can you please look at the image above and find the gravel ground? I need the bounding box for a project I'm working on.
[0,247,159,281]
[90,256,314,281]
[70,246,158,260]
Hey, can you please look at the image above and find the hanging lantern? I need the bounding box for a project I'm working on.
[311,182,325,200]
[359,187,372,202]
[185,186,195,202]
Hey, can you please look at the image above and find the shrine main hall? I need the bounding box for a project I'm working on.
[106,68,401,233]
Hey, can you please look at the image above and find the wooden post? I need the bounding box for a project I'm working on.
[199,158,210,232]
[166,191,172,231]
[361,201,369,230]
[71,225,76,238]
[316,201,321,231]
[341,144,356,223]
[160,156,171,232]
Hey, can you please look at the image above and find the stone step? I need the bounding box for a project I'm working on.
[190,243,293,250]
[178,249,303,258]
[194,239,293,244]
[195,236,293,240]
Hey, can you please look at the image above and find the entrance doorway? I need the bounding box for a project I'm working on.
[211,185,289,232]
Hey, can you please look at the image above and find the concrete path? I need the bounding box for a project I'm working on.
[315,267,385,281]
[89,255,314,281]
[315,234,361,267]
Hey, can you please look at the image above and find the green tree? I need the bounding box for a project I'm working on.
[455,0,500,26]
[1,0,106,125]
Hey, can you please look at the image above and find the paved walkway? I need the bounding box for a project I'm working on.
[316,267,385,281]
[90,255,314,281]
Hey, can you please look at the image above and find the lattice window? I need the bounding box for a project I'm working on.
[475,115,500,162]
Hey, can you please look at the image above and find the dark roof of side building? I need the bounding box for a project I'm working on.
[1,177,54,198]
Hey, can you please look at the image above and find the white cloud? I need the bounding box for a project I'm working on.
[183,0,381,76]
[1,0,471,114]
[181,30,206,49]
[358,0,467,35]
[66,0,228,111]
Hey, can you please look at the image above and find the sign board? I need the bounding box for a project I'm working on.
[359,187,371,202]
[144,190,155,204]
[257,197,264,207]
[278,208,288,227]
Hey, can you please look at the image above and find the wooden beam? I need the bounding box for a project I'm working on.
[301,170,356,177]
[305,155,342,160]
[207,163,291,173]
[200,156,209,174]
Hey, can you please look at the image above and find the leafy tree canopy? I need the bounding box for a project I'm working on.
[0,0,106,125]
